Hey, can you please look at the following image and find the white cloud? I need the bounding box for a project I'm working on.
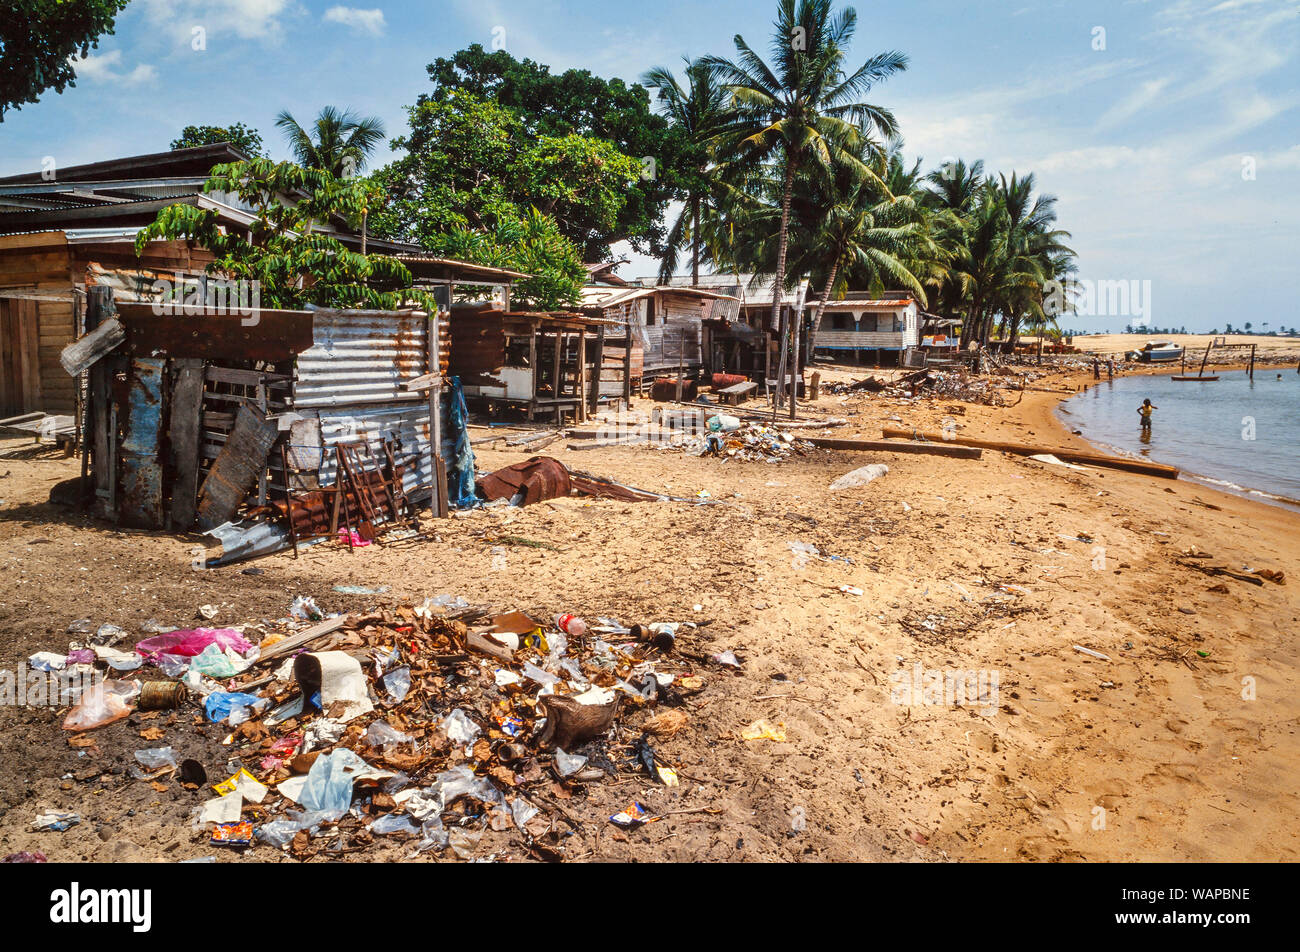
[137,0,299,43]
[323,6,386,36]
[69,50,157,86]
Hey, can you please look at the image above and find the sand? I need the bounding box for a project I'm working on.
[0,359,1296,862]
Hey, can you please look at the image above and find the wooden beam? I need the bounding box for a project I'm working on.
[879,426,1179,478]
[807,436,983,458]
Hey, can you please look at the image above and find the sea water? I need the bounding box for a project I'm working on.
[1057,369,1300,508]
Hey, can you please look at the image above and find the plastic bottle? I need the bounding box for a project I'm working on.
[554,613,587,637]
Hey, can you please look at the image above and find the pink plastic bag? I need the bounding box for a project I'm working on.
[135,628,252,661]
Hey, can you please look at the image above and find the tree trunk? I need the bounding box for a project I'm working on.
[691,195,700,286]
[809,261,838,354]
[771,159,797,419]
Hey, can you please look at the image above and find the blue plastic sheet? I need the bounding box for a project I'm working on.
[204,691,263,722]
[441,376,479,509]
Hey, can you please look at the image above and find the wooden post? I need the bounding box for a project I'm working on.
[1249,344,1255,380]
[589,323,604,417]
[551,325,562,423]
[428,309,443,515]
[167,358,204,530]
[578,326,588,423]
[1198,340,1212,377]
[86,287,115,518]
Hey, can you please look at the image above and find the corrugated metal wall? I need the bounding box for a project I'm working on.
[295,309,429,407]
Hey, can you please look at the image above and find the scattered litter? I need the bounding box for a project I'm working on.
[740,719,787,742]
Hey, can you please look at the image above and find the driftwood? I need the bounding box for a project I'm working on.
[879,426,1179,479]
[535,695,617,750]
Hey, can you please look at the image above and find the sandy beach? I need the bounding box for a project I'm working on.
[0,357,1294,863]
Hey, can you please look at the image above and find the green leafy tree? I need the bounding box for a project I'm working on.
[170,123,266,156]
[1,0,130,119]
[275,106,386,178]
[135,159,432,311]
[424,44,686,258]
[371,91,631,307]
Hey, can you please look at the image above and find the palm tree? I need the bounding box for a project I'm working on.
[702,0,907,415]
[275,106,386,178]
[784,149,929,349]
[643,58,732,285]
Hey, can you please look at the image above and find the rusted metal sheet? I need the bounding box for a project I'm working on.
[448,309,507,386]
[118,357,165,528]
[478,455,571,505]
[117,302,314,361]
[315,404,433,503]
[196,404,278,531]
[295,310,429,408]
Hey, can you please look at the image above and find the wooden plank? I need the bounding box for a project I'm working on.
[59,315,125,376]
[195,404,279,531]
[118,302,314,361]
[256,616,350,663]
[168,359,205,530]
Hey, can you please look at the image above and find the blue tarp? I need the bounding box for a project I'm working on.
[441,376,479,509]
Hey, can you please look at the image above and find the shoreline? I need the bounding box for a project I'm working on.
[1055,365,1300,514]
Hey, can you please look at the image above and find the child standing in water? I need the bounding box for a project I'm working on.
[1138,398,1157,430]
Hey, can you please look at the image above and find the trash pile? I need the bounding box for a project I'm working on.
[658,414,814,463]
[29,600,730,861]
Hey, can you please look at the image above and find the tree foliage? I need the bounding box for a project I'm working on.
[370,90,626,308]
[423,44,686,258]
[170,122,266,156]
[1,0,130,120]
[136,159,435,312]
[276,106,386,178]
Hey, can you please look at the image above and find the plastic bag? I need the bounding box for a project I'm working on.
[365,721,413,749]
[136,628,252,661]
[441,709,481,745]
[62,679,136,730]
[297,749,373,819]
[133,747,178,772]
[189,642,257,678]
[382,666,411,703]
[370,814,419,836]
[554,748,587,777]
[203,691,264,723]
[256,810,334,849]
[829,464,889,490]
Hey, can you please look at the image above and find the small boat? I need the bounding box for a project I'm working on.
[1170,375,1219,381]
[1127,341,1184,363]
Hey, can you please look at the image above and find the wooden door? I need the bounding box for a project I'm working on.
[0,295,42,416]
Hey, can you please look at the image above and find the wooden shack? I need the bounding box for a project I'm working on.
[448,305,624,423]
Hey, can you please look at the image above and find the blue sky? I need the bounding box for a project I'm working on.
[3,0,1297,332]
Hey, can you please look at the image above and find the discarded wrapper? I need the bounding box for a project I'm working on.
[740,719,787,742]
[609,801,656,829]
[210,821,253,846]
